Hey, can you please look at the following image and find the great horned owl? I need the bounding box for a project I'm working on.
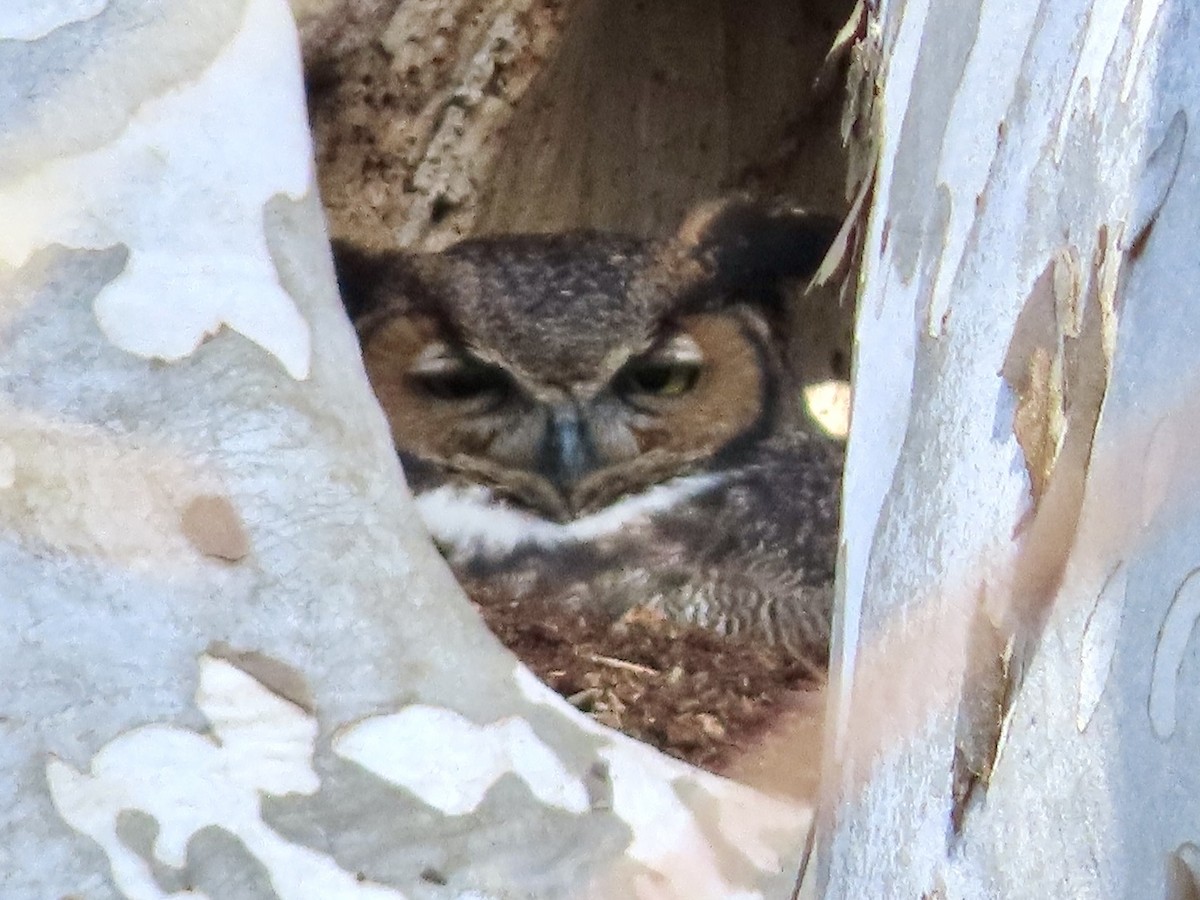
[334,199,843,668]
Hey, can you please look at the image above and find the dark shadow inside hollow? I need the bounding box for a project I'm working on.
[303,0,860,800]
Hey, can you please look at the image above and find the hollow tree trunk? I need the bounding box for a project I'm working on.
[817,0,1200,896]
[0,3,814,897]
[299,0,859,395]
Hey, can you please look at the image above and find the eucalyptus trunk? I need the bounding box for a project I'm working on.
[817,0,1200,896]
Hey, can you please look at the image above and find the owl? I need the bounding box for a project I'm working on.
[334,199,843,669]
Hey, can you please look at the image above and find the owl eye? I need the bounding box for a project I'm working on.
[616,360,701,398]
[410,359,511,402]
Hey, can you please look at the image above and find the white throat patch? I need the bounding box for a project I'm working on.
[415,474,722,560]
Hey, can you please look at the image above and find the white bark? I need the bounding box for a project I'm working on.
[818,0,1200,896]
[0,3,811,897]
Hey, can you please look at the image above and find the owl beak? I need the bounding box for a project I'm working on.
[540,408,600,497]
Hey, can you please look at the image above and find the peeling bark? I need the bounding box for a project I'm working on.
[818,0,1200,896]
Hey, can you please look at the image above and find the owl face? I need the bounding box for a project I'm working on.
[335,200,838,523]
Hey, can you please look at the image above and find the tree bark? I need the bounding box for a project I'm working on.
[817,0,1200,896]
[0,2,815,896]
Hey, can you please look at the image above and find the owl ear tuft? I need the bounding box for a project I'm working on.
[679,197,841,294]
[331,239,434,323]
[331,239,390,321]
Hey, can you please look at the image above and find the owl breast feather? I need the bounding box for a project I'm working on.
[414,472,725,562]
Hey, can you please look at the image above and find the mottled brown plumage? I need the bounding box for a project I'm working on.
[334,199,843,666]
